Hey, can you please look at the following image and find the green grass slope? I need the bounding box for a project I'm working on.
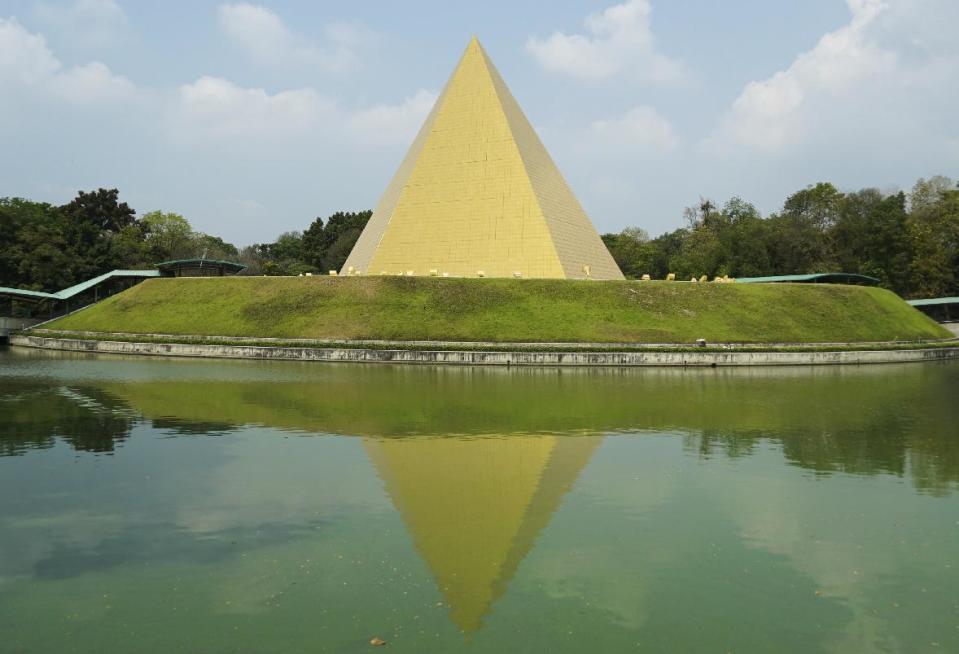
[44,276,950,343]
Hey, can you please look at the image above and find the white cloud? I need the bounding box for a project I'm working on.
[526,0,682,82]
[0,16,60,83]
[217,3,373,73]
[173,75,432,150]
[174,76,337,140]
[706,0,903,152]
[588,105,678,152]
[0,16,136,104]
[347,89,437,147]
[34,0,127,48]
[50,60,137,103]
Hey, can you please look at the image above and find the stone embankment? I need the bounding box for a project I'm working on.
[10,333,959,367]
[0,317,42,342]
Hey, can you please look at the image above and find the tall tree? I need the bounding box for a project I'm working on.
[772,183,842,273]
[300,210,372,272]
[861,192,912,293]
[58,188,137,280]
[142,211,194,261]
[908,181,959,297]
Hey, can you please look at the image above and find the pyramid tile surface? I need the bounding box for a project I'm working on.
[342,37,624,280]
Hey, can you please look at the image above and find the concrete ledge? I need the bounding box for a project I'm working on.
[11,334,959,367]
[25,328,958,350]
[1,317,42,341]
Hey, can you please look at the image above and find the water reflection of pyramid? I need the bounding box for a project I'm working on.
[364,435,601,633]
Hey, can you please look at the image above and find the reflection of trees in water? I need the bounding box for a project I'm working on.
[4,364,958,493]
[0,382,135,456]
[150,419,237,436]
[687,417,959,496]
[907,438,959,496]
[681,369,959,494]
[685,429,761,461]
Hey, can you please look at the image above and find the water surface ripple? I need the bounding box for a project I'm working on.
[1,348,957,653]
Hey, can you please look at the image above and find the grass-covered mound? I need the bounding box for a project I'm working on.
[43,276,950,343]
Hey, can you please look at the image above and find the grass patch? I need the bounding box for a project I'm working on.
[42,276,951,344]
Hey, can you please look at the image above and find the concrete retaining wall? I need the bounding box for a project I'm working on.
[26,328,957,350]
[1,317,42,340]
[10,334,959,367]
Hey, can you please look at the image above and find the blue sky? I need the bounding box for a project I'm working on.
[1,0,956,245]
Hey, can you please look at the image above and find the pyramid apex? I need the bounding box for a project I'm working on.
[340,32,625,280]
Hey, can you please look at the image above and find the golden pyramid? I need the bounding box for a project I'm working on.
[342,37,624,280]
[363,435,602,633]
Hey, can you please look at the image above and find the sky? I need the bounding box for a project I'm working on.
[1,0,957,246]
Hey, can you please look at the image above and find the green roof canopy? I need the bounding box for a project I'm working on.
[156,259,245,273]
[736,273,880,285]
[0,270,161,303]
[907,297,959,307]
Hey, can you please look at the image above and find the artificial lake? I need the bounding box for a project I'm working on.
[1,348,957,653]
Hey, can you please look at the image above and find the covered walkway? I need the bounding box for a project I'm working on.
[736,273,881,285]
[1,259,246,325]
[907,296,959,323]
[0,270,161,322]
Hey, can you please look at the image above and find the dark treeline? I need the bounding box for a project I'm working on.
[3,177,957,299]
[240,210,371,276]
[0,188,370,292]
[602,176,959,299]
[0,189,238,292]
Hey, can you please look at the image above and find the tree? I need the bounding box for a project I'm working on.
[719,198,771,277]
[4,176,956,299]
[59,188,136,234]
[236,245,263,276]
[1,190,244,290]
[602,227,653,278]
[908,181,959,298]
[58,188,137,279]
[142,211,194,261]
[14,217,75,291]
[0,198,61,289]
[322,228,365,272]
[301,217,326,269]
[861,192,911,293]
[249,231,314,276]
[910,176,954,212]
[192,233,239,261]
[782,182,843,230]
[770,183,843,273]
[300,210,371,272]
[112,223,150,269]
[270,231,304,262]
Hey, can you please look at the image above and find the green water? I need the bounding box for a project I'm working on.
[1,348,957,653]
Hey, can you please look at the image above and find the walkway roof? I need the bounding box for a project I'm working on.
[156,258,245,273]
[736,273,881,285]
[0,269,160,303]
[907,296,959,307]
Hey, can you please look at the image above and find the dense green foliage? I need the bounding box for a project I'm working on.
[4,177,955,301]
[602,177,959,299]
[46,276,949,343]
[0,188,371,291]
[0,190,238,292]
[239,211,371,276]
